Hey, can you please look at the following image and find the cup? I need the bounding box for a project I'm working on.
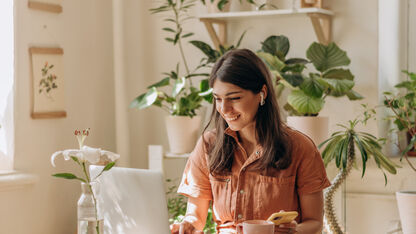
[236,220,275,234]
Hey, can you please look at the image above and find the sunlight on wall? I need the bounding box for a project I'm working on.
[0,0,14,170]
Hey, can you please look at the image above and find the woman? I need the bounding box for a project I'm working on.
[171,49,330,234]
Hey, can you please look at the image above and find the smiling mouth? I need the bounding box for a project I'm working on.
[224,114,240,121]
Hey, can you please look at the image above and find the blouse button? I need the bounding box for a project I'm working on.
[238,214,243,219]
[240,189,244,194]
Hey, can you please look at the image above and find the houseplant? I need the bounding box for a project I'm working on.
[166,179,216,233]
[51,128,120,234]
[257,35,363,145]
[318,105,400,234]
[129,0,213,154]
[383,70,416,233]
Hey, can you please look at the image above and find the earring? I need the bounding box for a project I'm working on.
[260,92,265,106]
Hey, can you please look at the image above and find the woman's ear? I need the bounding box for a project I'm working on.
[261,84,267,99]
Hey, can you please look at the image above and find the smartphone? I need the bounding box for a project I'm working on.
[267,211,298,225]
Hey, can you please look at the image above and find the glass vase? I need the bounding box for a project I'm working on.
[78,181,104,234]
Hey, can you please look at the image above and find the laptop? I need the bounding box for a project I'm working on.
[89,166,171,234]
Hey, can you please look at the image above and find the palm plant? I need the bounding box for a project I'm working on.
[318,105,400,233]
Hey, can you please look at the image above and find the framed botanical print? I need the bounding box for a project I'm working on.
[29,47,66,119]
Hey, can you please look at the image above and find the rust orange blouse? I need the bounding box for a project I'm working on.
[177,127,331,233]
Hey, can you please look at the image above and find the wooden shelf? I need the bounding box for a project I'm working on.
[197,7,333,49]
[198,8,333,20]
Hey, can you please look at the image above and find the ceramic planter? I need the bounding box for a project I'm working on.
[165,115,202,154]
[286,116,329,146]
[396,191,416,234]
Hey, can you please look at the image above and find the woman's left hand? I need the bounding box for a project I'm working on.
[274,220,297,234]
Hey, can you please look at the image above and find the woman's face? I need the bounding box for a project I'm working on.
[212,80,261,132]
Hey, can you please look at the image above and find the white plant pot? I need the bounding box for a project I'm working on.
[165,116,202,154]
[396,191,416,234]
[286,116,329,146]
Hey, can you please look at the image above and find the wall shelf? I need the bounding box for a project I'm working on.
[197,7,334,49]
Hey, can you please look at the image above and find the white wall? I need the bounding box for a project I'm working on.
[124,0,380,166]
[0,0,116,233]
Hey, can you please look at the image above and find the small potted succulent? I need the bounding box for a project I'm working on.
[257,35,363,145]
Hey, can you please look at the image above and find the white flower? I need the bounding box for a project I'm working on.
[51,145,120,167]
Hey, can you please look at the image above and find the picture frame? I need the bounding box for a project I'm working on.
[28,0,63,14]
[29,47,66,119]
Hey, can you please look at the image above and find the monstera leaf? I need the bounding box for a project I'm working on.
[307,42,351,72]
[287,90,324,115]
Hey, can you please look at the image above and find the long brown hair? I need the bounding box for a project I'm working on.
[202,49,292,175]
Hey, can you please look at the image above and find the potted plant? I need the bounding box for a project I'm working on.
[130,0,214,154]
[383,70,416,234]
[318,106,400,234]
[257,35,363,145]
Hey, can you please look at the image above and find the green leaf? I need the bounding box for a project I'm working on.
[402,70,416,81]
[307,42,351,72]
[190,40,219,63]
[257,52,286,72]
[281,74,304,87]
[346,89,364,100]
[217,0,229,10]
[147,77,170,88]
[52,173,86,182]
[103,161,116,171]
[129,87,158,109]
[287,90,324,115]
[235,30,247,48]
[285,58,309,65]
[353,134,368,177]
[172,77,186,97]
[165,37,175,43]
[70,156,80,165]
[324,78,354,97]
[260,35,290,61]
[323,68,354,80]
[402,134,416,157]
[300,76,325,98]
[162,27,175,33]
[182,32,194,38]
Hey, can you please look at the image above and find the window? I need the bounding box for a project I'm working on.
[0,0,14,171]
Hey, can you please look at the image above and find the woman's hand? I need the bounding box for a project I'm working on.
[274,220,298,234]
[170,221,204,234]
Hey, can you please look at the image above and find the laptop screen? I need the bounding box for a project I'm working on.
[90,166,171,234]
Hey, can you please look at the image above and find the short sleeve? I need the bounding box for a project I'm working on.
[296,147,331,195]
[177,136,213,200]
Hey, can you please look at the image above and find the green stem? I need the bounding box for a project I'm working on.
[172,1,192,86]
[82,162,100,234]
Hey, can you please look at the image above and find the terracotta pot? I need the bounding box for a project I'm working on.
[286,116,329,146]
[206,0,231,13]
[396,191,416,234]
[165,116,202,154]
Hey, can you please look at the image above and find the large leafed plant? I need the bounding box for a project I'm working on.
[258,35,363,116]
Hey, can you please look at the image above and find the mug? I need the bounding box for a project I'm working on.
[236,220,274,234]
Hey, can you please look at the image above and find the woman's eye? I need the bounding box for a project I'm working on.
[230,97,240,100]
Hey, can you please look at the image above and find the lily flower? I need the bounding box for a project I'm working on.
[51,145,120,167]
